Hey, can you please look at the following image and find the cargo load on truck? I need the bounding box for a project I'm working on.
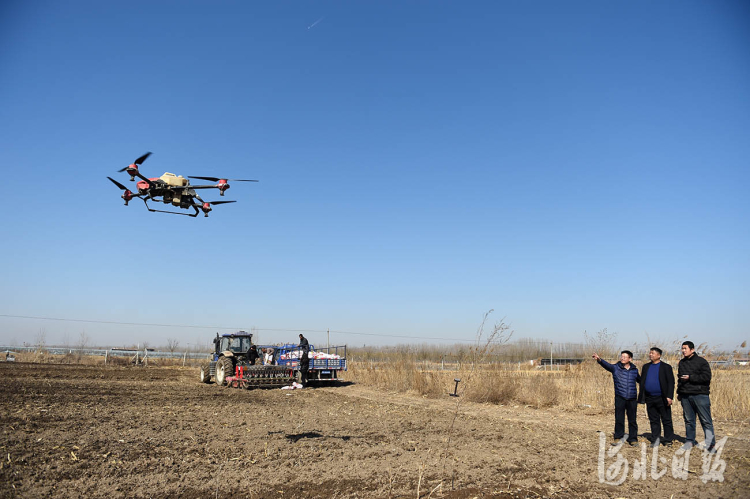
[260,343,347,382]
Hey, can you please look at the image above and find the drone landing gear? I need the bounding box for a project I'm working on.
[143,199,201,217]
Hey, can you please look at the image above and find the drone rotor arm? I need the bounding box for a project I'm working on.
[132,171,156,186]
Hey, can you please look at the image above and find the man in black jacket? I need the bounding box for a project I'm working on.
[298,334,310,387]
[247,345,260,366]
[638,347,675,447]
[677,341,714,451]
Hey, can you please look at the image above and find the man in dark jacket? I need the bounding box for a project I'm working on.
[298,334,310,387]
[593,350,640,445]
[247,345,260,366]
[637,347,675,447]
[677,341,714,451]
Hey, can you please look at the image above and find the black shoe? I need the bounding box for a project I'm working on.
[662,441,673,447]
[627,440,638,446]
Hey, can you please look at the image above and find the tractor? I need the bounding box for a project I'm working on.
[200,331,258,385]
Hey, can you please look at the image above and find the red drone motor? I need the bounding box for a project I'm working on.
[217,179,230,196]
[117,152,151,181]
[122,190,134,205]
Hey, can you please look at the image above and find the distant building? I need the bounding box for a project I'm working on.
[539,357,585,366]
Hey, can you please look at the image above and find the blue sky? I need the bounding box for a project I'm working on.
[1,1,748,350]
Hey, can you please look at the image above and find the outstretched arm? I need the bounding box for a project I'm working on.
[592,353,614,373]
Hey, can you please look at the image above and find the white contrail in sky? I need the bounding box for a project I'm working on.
[307,17,324,30]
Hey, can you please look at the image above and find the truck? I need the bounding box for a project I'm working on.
[262,343,347,382]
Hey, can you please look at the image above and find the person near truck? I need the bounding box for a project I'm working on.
[263,348,275,366]
[592,350,640,446]
[298,334,310,387]
[213,333,221,355]
[677,340,715,451]
[247,345,260,366]
[637,347,675,447]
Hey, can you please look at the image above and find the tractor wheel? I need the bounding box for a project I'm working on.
[216,357,235,386]
[199,363,211,384]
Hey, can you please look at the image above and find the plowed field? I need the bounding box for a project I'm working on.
[1,363,748,498]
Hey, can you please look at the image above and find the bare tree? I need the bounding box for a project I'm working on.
[584,328,619,360]
[441,310,513,487]
[76,331,91,350]
[167,338,180,353]
[34,329,47,353]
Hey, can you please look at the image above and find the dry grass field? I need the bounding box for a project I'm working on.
[1,359,749,498]
[344,359,750,421]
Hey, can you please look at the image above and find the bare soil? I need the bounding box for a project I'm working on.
[1,363,748,498]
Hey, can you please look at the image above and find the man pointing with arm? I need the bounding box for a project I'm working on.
[593,350,640,446]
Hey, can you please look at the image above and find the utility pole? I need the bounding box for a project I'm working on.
[550,341,553,371]
[327,329,330,350]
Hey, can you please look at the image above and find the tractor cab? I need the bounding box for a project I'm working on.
[203,332,258,386]
[217,332,254,356]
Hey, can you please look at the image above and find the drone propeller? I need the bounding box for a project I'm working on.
[188,176,257,196]
[188,176,259,182]
[198,199,236,217]
[118,152,152,172]
[107,176,138,206]
[107,176,129,190]
[134,152,152,165]
[206,200,237,205]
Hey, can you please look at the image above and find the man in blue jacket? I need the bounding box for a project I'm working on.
[637,347,675,447]
[593,350,641,445]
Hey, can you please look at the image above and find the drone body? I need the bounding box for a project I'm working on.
[107,152,258,217]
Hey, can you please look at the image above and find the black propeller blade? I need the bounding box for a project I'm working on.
[135,152,152,165]
[107,176,129,190]
[207,200,237,205]
[118,152,152,172]
[188,176,259,182]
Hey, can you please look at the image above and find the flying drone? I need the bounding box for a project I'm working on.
[107,152,258,217]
